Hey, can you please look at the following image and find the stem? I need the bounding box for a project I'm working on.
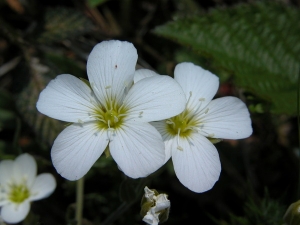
[298,67,300,199]
[101,177,149,225]
[76,177,84,225]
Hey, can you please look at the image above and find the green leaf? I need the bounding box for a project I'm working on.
[14,58,64,145]
[37,7,93,44]
[154,2,300,115]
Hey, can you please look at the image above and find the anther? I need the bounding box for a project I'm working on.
[208,133,215,138]
[105,85,111,89]
[199,98,205,101]
[204,108,209,114]
[78,119,84,124]
[177,146,183,151]
[138,111,144,118]
[166,120,174,125]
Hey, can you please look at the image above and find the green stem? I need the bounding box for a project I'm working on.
[101,177,149,225]
[298,67,300,199]
[76,177,84,225]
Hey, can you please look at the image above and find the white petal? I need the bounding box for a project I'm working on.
[13,154,37,187]
[150,121,174,163]
[87,40,137,105]
[0,160,14,185]
[29,174,56,201]
[1,201,30,224]
[143,210,159,225]
[124,75,186,122]
[174,62,219,112]
[109,121,165,178]
[51,122,108,180]
[199,96,252,139]
[36,74,98,123]
[133,69,158,83]
[171,133,221,193]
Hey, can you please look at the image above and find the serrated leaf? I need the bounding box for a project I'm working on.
[38,7,93,44]
[14,58,64,145]
[154,2,300,115]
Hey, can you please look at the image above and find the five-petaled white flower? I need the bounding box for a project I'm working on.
[36,40,186,180]
[143,62,253,193]
[0,153,56,224]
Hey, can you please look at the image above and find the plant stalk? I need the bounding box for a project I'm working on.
[76,176,84,225]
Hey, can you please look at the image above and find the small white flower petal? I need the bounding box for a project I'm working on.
[109,121,165,178]
[174,62,219,112]
[29,174,56,201]
[150,121,173,163]
[0,160,14,186]
[143,210,159,225]
[87,40,137,105]
[36,74,97,123]
[125,75,186,122]
[199,96,253,139]
[1,201,30,224]
[51,122,108,180]
[171,133,221,193]
[133,69,158,83]
[13,154,37,187]
[155,194,170,212]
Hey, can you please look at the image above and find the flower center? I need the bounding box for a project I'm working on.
[8,183,30,203]
[94,101,127,130]
[166,110,198,138]
[165,91,210,151]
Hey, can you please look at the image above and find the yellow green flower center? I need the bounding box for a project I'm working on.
[8,184,30,203]
[94,101,128,130]
[166,109,199,138]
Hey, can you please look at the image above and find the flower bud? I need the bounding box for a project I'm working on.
[140,186,170,225]
[283,200,300,225]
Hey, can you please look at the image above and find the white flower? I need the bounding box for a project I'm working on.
[141,187,170,225]
[36,40,186,180]
[0,154,56,224]
[140,62,252,193]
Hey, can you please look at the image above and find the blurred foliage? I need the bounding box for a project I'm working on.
[154,1,300,115]
[0,0,299,224]
[211,189,286,225]
[37,7,93,44]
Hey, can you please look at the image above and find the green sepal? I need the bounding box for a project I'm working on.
[79,77,92,88]
[283,200,300,225]
[104,146,110,158]
[207,137,223,144]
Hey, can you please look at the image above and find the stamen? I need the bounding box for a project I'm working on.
[78,119,84,124]
[199,98,205,101]
[139,111,143,117]
[208,133,215,138]
[114,116,119,123]
[177,129,183,151]
[105,85,111,89]
[204,108,209,114]
[186,91,193,107]
[107,128,115,141]
[166,120,174,125]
